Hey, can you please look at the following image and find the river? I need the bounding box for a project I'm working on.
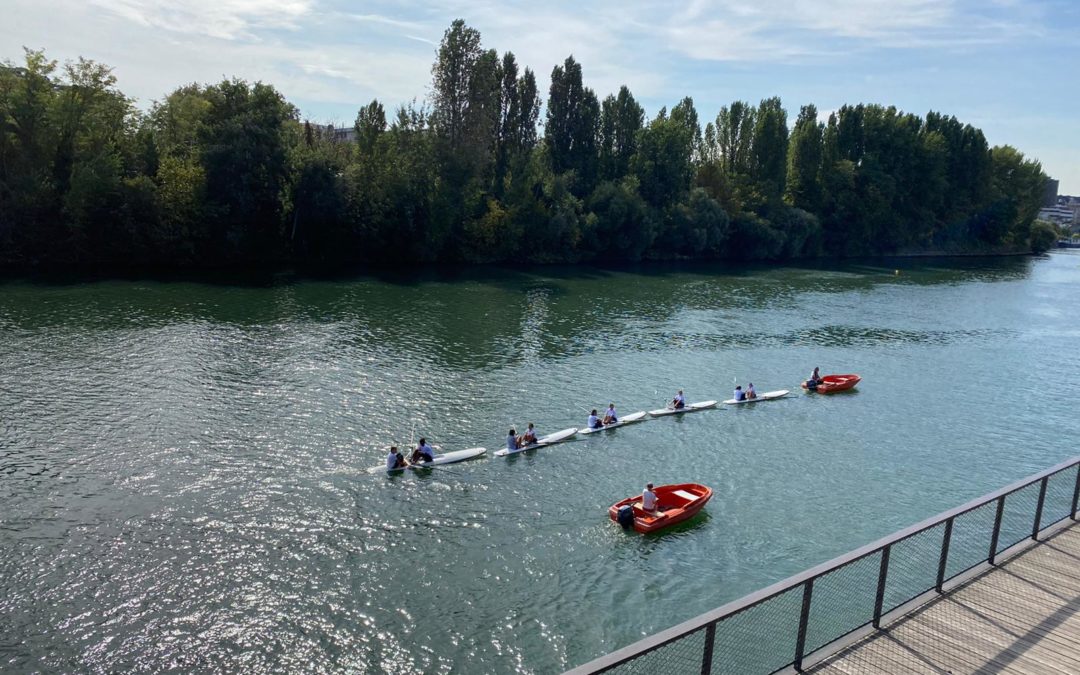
[2,253,1079,673]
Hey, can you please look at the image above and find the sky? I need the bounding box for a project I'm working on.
[6,0,1079,193]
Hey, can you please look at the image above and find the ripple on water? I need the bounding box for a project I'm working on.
[1,255,1079,672]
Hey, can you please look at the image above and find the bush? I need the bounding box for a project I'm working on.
[1030,219,1059,253]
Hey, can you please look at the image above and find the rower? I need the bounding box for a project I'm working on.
[506,429,521,452]
[642,483,659,513]
[733,385,745,401]
[386,446,406,470]
[746,383,757,399]
[411,438,435,464]
[603,403,618,425]
[671,390,685,409]
[807,367,821,390]
[588,409,602,430]
[521,423,537,446]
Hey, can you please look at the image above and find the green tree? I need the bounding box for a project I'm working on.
[197,79,297,261]
[354,99,386,156]
[751,96,787,211]
[583,178,652,259]
[785,104,823,213]
[546,56,599,195]
[632,110,694,209]
[598,86,644,181]
[989,145,1047,247]
[1029,219,1059,253]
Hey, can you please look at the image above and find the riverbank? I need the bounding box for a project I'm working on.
[0,248,1043,284]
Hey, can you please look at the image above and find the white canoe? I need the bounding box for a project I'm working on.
[648,400,719,417]
[495,427,578,457]
[369,447,486,473]
[579,411,648,434]
[722,390,790,405]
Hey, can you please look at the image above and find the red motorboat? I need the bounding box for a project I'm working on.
[802,373,861,394]
[608,483,712,534]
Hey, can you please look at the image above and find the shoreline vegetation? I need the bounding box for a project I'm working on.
[0,20,1058,272]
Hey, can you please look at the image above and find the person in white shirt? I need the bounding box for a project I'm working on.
[603,404,618,425]
[521,423,537,446]
[411,438,436,464]
[641,483,659,513]
[588,409,602,429]
[386,446,406,470]
[671,390,685,409]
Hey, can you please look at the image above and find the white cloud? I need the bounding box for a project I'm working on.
[347,13,427,32]
[3,0,1070,163]
[88,0,315,41]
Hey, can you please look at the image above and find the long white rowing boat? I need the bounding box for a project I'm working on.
[495,427,578,457]
[368,447,486,474]
[579,411,648,434]
[647,400,719,417]
[722,389,790,405]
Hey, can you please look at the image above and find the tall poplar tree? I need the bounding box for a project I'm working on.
[598,86,644,181]
[546,56,599,195]
[785,104,823,213]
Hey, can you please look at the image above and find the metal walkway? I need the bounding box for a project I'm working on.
[808,521,1080,675]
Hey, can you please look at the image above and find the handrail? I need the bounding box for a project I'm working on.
[566,455,1080,675]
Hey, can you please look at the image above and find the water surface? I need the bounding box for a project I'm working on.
[2,253,1079,673]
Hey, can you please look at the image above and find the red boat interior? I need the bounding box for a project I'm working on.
[633,486,700,519]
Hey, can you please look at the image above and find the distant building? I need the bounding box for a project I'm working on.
[1043,178,1059,207]
[326,125,357,143]
[1038,203,1077,229]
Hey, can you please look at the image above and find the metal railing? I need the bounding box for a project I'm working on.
[566,456,1080,675]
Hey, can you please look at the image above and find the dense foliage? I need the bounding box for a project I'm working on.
[0,23,1051,268]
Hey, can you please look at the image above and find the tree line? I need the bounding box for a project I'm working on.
[0,21,1057,269]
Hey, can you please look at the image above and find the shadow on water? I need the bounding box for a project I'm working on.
[621,512,714,550]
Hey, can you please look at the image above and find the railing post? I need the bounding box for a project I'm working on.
[988,495,1006,565]
[1072,465,1080,521]
[936,517,954,593]
[793,579,814,672]
[1032,476,1049,540]
[699,622,716,675]
[872,545,891,628]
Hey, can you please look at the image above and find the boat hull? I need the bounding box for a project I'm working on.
[580,411,648,434]
[647,400,718,417]
[608,483,712,534]
[369,447,486,473]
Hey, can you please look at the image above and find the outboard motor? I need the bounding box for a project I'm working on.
[617,505,635,530]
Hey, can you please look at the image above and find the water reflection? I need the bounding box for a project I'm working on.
[0,257,1034,372]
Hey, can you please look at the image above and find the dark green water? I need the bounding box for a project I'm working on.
[3,253,1079,673]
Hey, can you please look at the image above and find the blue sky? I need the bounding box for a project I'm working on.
[7,0,1079,192]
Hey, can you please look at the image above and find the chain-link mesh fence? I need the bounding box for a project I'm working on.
[996,481,1040,554]
[803,551,880,655]
[603,625,707,675]
[1042,468,1077,527]
[708,584,802,674]
[944,498,996,578]
[574,461,1080,675]
[881,521,945,614]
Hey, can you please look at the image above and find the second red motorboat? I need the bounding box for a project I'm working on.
[802,373,861,394]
